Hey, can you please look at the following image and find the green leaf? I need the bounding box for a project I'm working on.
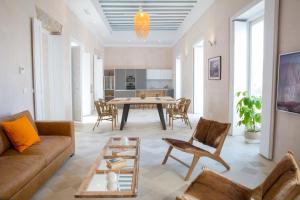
[254,113,261,123]
[255,100,262,110]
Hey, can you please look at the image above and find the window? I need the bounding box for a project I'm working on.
[250,18,264,97]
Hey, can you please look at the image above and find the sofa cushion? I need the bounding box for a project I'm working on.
[0,154,46,200]
[13,110,38,133]
[1,115,40,152]
[22,135,71,164]
[0,128,10,155]
[0,110,37,155]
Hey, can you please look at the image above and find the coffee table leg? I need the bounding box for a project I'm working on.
[157,103,167,130]
[120,104,130,130]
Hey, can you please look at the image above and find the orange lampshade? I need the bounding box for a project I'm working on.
[134,11,150,38]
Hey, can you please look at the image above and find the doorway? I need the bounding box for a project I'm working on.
[193,41,204,115]
[32,18,65,120]
[175,57,182,99]
[71,43,82,121]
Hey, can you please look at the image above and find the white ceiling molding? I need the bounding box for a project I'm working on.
[67,0,215,47]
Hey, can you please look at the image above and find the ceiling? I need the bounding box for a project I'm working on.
[67,0,215,47]
[98,0,198,31]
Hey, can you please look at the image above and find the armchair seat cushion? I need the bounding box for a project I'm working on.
[2,135,71,164]
[0,154,46,199]
[180,170,252,200]
[163,138,210,154]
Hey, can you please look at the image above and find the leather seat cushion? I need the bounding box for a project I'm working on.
[3,135,71,164]
[185,182,248,200]
[23,135,71,164]
[0,154,46,199]
[163,138,210,153]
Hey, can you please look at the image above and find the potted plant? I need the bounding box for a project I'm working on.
[236,91,262,143]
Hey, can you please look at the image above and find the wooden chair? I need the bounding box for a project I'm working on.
[93,100,117,131]
[99,98,118,123]
[162,117,231,181]
[177,151,300,200]
[166,98,186,121]
[168,99,192,129]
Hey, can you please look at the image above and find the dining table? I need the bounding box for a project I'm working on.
[107,97,177,130]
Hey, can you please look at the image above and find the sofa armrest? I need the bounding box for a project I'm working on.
[35,121,74,137]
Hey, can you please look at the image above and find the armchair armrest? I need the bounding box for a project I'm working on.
[35,121,74,138]
[184,168,252,200]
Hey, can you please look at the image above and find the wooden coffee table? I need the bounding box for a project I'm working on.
[75,137,140,198]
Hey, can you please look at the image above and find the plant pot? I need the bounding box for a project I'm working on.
[244,131,261,144]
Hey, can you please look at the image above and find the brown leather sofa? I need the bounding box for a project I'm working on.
[0,111,75,200]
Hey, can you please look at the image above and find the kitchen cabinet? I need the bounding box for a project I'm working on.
[135,69,146,89]
[147,69,172,80]
[115,69,126,90]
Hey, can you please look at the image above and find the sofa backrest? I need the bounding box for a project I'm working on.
[0,110,37,154]
[0,127,10,155]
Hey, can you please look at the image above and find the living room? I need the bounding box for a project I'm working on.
[0,0,300,199]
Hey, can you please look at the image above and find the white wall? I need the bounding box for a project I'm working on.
[273,0,300,162]
[172,0,254,119]
[172,0,300,162]
[104,47,173,69]
[0,0,104,119]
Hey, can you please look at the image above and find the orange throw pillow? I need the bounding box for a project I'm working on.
[1,115,40,152]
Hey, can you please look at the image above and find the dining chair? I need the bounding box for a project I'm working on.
[177,151,300,200]
[93,100,117,131]
[166,98,186,122]
[168,98,192,129]
[162,117,231,180]
[99,98,118,123]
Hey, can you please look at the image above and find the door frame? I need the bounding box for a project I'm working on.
[32,18,45,120]
[193,40,204,115]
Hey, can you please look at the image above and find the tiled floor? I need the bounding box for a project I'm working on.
[32,109,275,200]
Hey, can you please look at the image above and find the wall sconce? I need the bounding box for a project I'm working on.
[184,47,189,56]
[208,40,216,47]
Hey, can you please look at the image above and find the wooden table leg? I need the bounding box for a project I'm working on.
[157,103,167,130]
[120,104,130,130]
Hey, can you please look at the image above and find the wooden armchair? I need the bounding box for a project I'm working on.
[162,117,231,180]
[177,151,300,200]
[93,100,117,131]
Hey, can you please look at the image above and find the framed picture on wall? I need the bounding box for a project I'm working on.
[208,56,221,80]
[277,51,300,114]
